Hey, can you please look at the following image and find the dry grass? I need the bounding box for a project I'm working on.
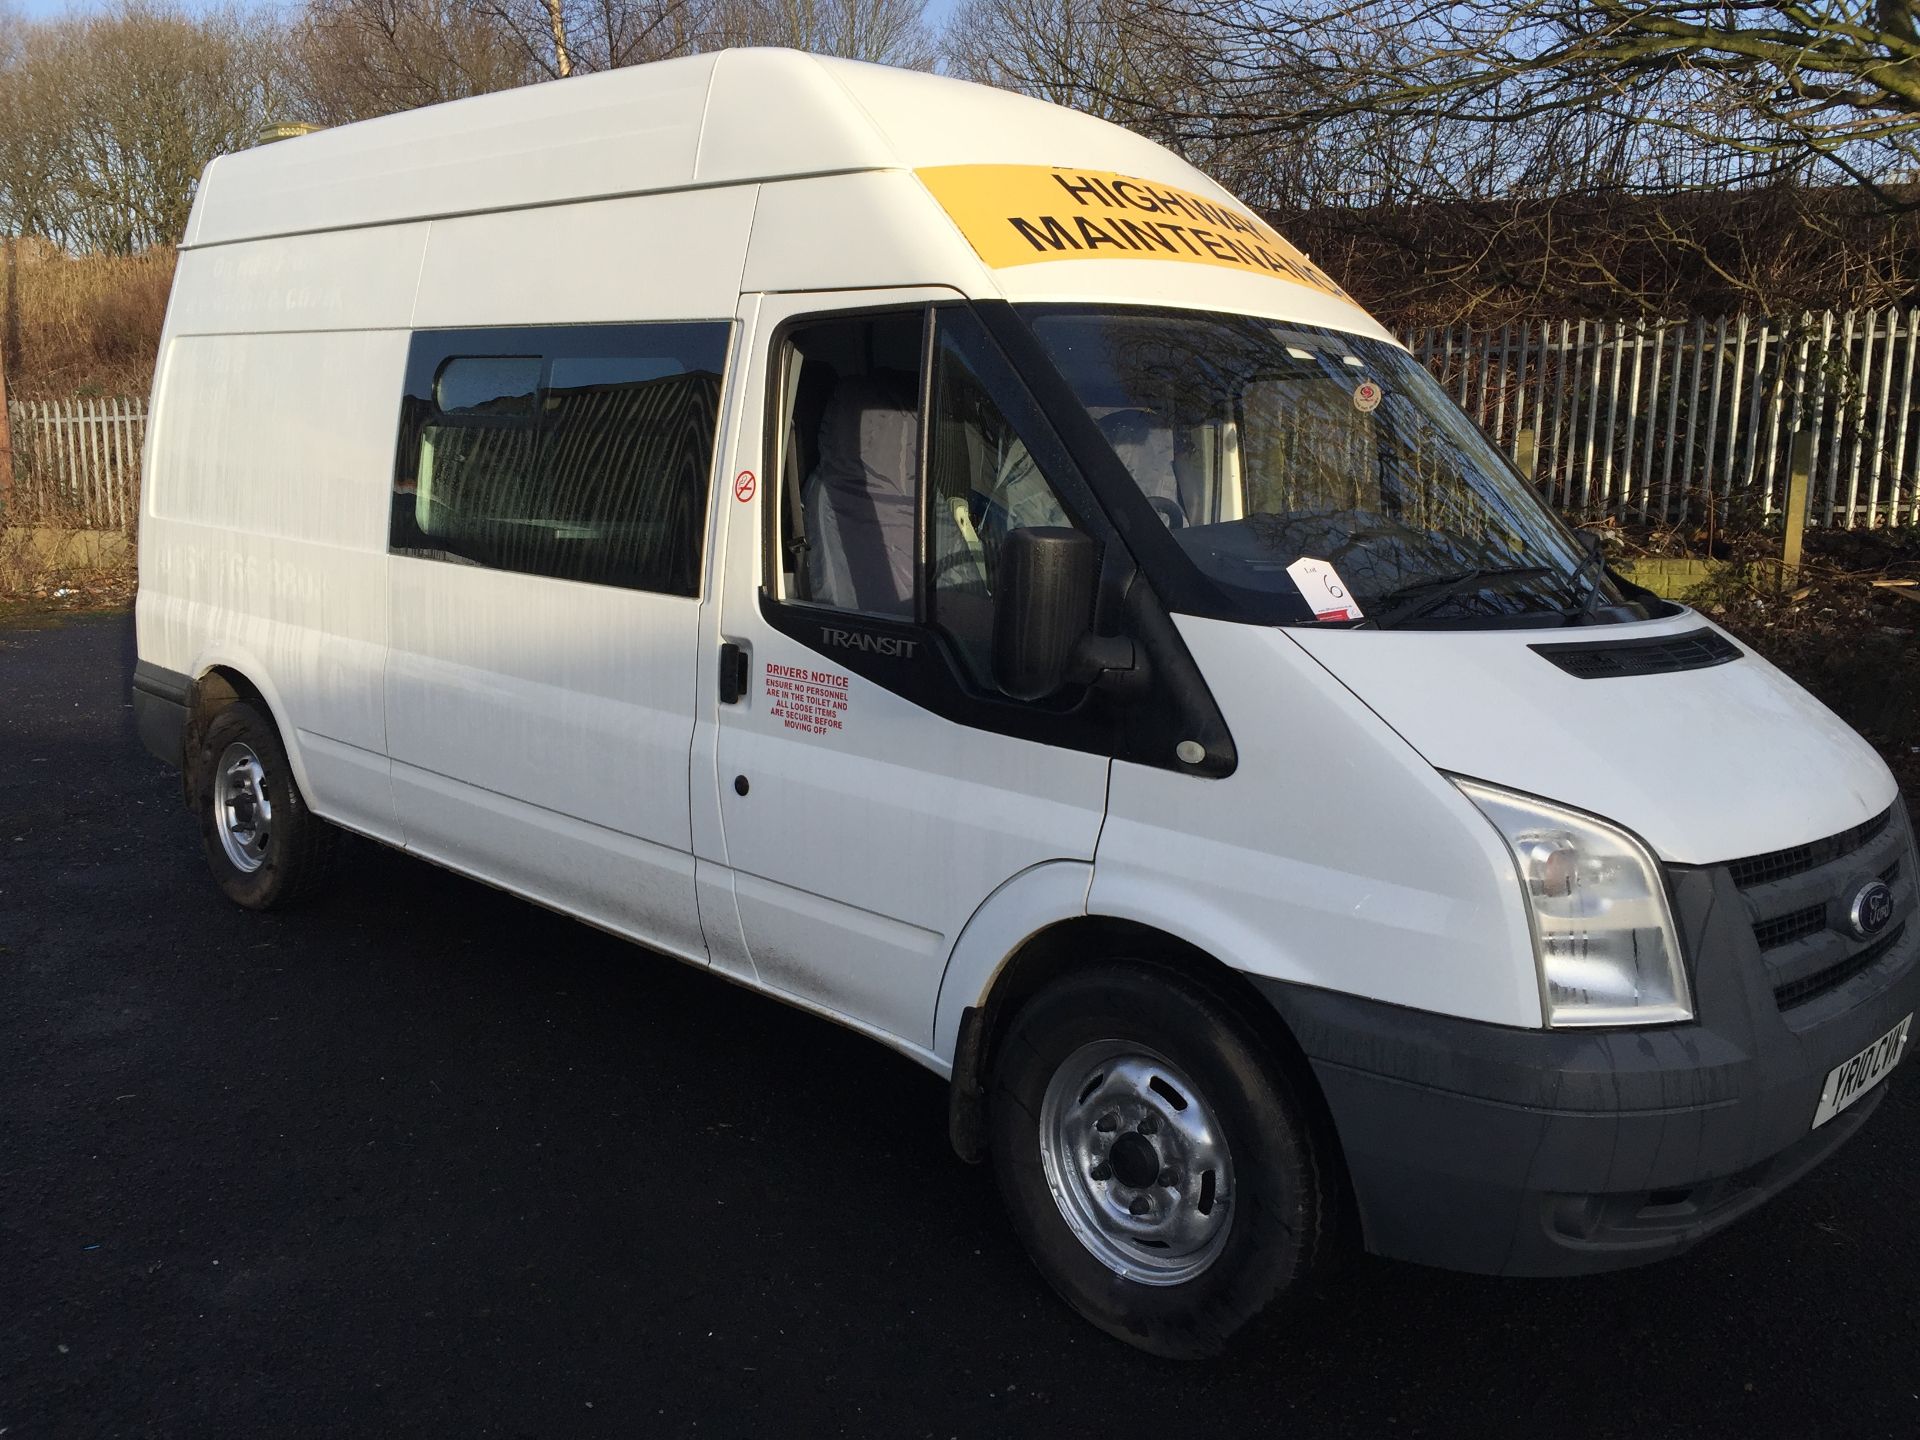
[4,244,175,400]
[0,522,137,605]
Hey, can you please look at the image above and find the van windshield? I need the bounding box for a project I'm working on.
[1022,305,1623,627]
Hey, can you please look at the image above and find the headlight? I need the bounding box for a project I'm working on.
[1454,778,1692,1028]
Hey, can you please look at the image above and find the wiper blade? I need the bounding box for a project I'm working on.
[1367,565,1553,630]
[1560,538,1609,623]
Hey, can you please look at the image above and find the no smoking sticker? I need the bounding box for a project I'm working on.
[734,470,757,503]
[1353,381,1382,414]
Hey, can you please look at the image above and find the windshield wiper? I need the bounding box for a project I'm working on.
[1559,536,1609,624]
[1366,566,1553,630]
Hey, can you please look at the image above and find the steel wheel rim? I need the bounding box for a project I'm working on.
[1037,1040,1235,1286]
[213,741,272,874]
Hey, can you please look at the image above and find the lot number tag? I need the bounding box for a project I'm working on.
[1287,557,1363,622]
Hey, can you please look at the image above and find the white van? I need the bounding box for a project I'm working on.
[133,50,1915,1356]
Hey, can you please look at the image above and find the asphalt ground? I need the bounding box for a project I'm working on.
[3,609,1917,1439]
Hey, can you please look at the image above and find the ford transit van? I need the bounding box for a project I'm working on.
[132,50,1916,1357]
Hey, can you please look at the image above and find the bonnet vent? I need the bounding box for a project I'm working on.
[1529,627,1741,679]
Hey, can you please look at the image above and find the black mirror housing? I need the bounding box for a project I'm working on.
[993,527,1097,700]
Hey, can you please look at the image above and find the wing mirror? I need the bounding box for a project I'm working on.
[993,528,1138,700]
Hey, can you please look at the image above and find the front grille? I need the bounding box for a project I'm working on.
[1754,904,1826,951]
[1774,925,1906,1009]
[1728,808,1893,889]
[1530,627,1741,679]
[1749,852,1906,952]
[1724,804,1910,1015]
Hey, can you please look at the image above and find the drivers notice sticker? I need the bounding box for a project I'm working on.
[766,663,850,736]
[1287,557,1364,622]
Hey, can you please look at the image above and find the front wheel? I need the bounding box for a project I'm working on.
[194,702,337,909]
[988,962,1336,1358]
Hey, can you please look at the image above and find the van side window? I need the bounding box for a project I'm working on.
[774,312,925,618]
[925,308,1080,690]
[392,323,730,596]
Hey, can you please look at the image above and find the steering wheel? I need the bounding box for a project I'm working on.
[1148,495,1187,530]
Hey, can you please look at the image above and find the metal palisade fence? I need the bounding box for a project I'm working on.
[1409,308,1920,528]
[4,398,146,530]
[4,311,1920,534]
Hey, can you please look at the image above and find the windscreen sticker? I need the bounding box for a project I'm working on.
[1353,380,1382,413]
[765,663,850,736]
[915,164,1350,301]
[1286,557,1364,622]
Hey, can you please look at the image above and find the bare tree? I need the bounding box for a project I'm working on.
[0,2,281,253]
[458,0,721,80]
[939,0,1290,199]
[285,0,541,124]
[716,0,936,66]
[1125,0,1920,205]
[942,0,1167,118]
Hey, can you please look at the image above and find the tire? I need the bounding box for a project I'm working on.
[988,961,1335,1359]
[193,701,337,910]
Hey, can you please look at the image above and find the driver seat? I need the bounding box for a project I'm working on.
[1098,408,1185,525]
[803,373,919,615]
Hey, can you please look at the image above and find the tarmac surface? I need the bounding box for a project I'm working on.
[3,609,1917,1438]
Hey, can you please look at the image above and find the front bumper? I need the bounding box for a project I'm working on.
[1252,811,1920,1276]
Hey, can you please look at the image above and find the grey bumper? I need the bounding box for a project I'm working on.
[132,661,190,770]
[1251,810,1920,1277]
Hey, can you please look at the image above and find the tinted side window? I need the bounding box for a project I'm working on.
[392,323,730,596]
[772,311,926,617]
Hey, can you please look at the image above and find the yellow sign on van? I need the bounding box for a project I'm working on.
[916,164,1349,302]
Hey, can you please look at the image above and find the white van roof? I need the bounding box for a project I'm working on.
[183,49,1234,249]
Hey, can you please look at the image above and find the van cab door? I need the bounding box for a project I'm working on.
[694,291,1113,1052]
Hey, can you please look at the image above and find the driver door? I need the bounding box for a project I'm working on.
[692,292,1113,1052]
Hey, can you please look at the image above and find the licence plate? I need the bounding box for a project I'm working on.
[1812,1014,1911,1129]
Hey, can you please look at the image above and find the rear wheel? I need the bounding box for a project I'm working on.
[988,961,1335,1358]
[194,701,337,909]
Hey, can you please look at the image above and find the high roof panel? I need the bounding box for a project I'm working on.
[182,50,1233,249]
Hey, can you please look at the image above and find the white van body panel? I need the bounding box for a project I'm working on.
[184,54,719,246]
[142,289,411,841]
[1289,614,1899,865]
[691,49,898,183]
[931,860,1096,1063]
[1093,617,1544,1028]
[163,224,430,333]
[384,571,711,963]
[411,188,758,329]
[741,172,991,296]
[181,49,1231,248]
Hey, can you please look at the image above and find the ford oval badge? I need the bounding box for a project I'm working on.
[1849,880,1895,940]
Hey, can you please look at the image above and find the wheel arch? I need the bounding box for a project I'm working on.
[181,654,309,808]
[946,907,1352,1233]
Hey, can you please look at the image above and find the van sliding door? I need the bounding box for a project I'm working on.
[382,322,730,964]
